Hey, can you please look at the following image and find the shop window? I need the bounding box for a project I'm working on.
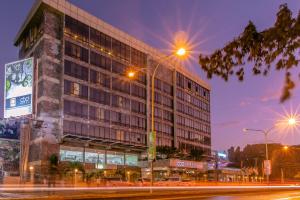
[107,152,124,165]
[60,149,83,162]
[125,154,138,166]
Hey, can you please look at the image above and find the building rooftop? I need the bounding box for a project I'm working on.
[15,0,210,90]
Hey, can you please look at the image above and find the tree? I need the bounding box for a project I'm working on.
[190,149,204,161]
[199,4,300,102]
[156,146,178,159]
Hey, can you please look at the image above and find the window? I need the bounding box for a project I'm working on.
[89,106,110,122]
[60,149,83,162]
[64,60,88,81]
[154,107,162,118]
[112,60,126,75]
[65,15,89,44]
[111,111,130,127]
[107,152,124,165]
[131,84,146,99]
[112,77,130,94]
[90,88,110,105]
[131,100,146,114]
[176,72,184,88]
[90,51,111,71]
[162,96,173,108]
[163,82,173,96]
[125,154,138,166]
[163,110,173,122]
[131,47,146,67]
[64,100,88,119]
[90,69,110,88]
[154,78,162,90]
[65,41,89,62]
[64,80,88,99]
[112,94,130,110]
[131,116,146,130]
[90,28,111,53]
[154,92,162,104]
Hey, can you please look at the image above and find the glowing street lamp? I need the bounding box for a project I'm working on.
[288,117,296,126]
[283,145,289,151]
[176,47,186,57]
[127,70,136,78]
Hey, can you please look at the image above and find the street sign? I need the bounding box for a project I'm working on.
[264,160,272,175]
[148,131,156,161]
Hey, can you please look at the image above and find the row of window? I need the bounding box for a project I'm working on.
[176,115,210,134]
[177,128,210,145]
[176,72,209,100]
[177,102,210,122]
[65,79,146,104]
[177,89,209,112]
[60,148,138,166]
[153,78,173,96]
[66,42,146,85]
[153,107,173,122]
[154,122,173,135]
[65,15,147,67]
[152,92,173,108]
[63,120,146,145]
[110,111,146,130]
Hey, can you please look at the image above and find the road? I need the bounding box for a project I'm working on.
[0,186,300,199]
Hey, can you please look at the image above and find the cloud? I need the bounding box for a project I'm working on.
[214,120,241,128]
[239,97,254,107]
[260,90,281,103]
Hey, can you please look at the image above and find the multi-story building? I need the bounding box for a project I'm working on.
[14,0,211,175]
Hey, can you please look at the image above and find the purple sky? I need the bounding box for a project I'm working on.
[1,0,299,150]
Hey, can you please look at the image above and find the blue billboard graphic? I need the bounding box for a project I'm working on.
[4,58,33,118]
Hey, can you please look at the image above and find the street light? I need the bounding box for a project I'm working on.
[288,117,296,126]
[243,117,298,184]
[127,47,187,188]
[243,127,275,184]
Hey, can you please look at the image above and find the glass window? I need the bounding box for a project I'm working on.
[65,41,89,62]
[64,60,89,81]
[107,152,124,165]
[125,154,138,166]
[65,15,89,44]
[60,149,83,162]
[85,151,105,164]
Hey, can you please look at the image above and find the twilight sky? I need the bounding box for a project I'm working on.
[0,0,299,150]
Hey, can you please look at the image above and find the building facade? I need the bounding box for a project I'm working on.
[14,0,211,175]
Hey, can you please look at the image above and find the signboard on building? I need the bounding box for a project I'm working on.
[148,131,156,161]
[170,159,207,171]
[4,58,33,118]
[0,120,20,140]
[264,160,271,175]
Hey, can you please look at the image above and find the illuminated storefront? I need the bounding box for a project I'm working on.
[60,146,138,168]
[140,159,208,181]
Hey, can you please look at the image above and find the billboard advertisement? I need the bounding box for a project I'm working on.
[4,58,33,118]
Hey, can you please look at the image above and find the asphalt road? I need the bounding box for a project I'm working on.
[0,186,300,199]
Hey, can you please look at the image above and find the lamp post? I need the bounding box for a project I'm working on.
[127,47,187,188]
[243,127,275,184]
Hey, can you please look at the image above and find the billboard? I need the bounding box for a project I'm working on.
[4,58,33,118]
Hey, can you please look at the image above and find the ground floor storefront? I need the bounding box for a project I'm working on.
[140,159,208,181]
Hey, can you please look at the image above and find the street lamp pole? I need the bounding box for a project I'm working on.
[243,127,275,184]
[128,48,187,188]
[150,54,173,188]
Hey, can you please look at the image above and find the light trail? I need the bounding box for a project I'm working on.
[0,185,300,192]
